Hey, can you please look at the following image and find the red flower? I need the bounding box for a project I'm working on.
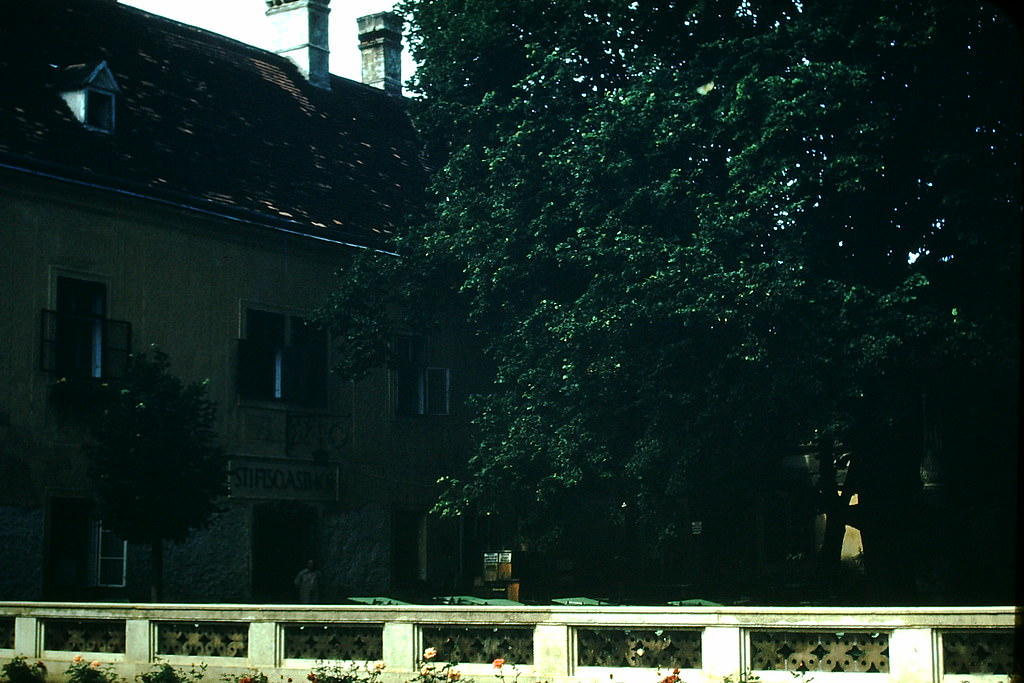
[493,659,505,669]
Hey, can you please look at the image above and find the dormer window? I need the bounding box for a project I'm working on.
[85,89,115,130]
[57,61,120,133]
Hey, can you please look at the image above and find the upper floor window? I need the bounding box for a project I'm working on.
[57,61,120,133]
[394,335,450,416]
[41,276,131,379]
[237,309,327,406]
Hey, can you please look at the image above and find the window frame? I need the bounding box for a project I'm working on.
[88,520,127,588]
[393,335,451,417]
[40,275,131,380]
[84,87,116,133]
[237,307,328,406]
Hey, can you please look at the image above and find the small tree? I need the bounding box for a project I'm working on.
[85,347,226,601]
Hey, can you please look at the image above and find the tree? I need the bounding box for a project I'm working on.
[85,348,227,601]
[322,0,1020,602]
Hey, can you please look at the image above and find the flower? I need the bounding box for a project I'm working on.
[73,656,84,664]
[91,662,102,669]
[660,669,682,683]
[420,667,432,677]
[423,648,438,660]
[373,663,386,671]
[492,659,505,669]
[447,670,461,681]
[307,675,317,682]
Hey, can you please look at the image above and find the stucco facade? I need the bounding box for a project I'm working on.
[0,165,474,602]
[0,0,477,603]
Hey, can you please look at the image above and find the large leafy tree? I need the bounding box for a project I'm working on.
[85,349,227,601]
[322,0,1020,602]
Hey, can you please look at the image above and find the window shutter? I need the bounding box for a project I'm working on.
[284,320,327,406]
[40,309,59,373]
[102,318,132,379]
[425,367,450,415]
[282,345,327,406]
[237,338,276,399]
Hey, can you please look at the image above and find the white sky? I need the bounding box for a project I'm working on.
[120,0,415,87]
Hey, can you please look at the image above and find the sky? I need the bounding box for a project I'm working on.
[120,0,416,88]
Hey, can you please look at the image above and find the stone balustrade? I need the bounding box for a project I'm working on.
[0,603,1017,683]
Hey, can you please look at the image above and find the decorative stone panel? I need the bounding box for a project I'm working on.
[942,630,1016,674]
[749,631,889,673]
[421,626,534,665]
[577,628,702,668]
[43,619,126,653]
[283,624,383,660]
[155,622,247,658]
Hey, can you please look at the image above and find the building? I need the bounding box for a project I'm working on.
[0,0,479,603]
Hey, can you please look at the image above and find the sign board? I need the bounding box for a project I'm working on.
[229,456,339,502]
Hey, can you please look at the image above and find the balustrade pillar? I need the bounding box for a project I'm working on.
[889,628,936,683]
[702,626,743,680]
[124,619,152,665]
[249,622,279,669]
[533,623,571,678]
[383,622,416,670]
[14,617,39,658]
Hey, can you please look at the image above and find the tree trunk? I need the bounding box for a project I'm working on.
[150,539,164,602]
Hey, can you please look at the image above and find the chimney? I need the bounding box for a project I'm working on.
[265,0,331,89]
[357,12,403,96]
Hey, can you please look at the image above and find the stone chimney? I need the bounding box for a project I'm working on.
[265,0,331,89]
[357,12,403,96]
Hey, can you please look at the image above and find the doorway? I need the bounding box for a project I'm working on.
[251,502,317,602]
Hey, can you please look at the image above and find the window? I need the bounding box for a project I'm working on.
[40,276,131,379]
[85,89,115,132]
[57,61,120,134]
[394,335,450,416]
[237,309,327,405]
[88,521,127,588]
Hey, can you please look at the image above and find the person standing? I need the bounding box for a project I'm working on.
[294,559,320,603]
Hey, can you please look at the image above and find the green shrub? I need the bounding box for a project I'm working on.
[136,662,205,683]
[64,657,122,683]
[2,657,47,683]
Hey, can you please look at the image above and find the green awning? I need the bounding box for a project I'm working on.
[348,596,411,605]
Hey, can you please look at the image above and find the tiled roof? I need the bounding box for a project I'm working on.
[0,0,426,250]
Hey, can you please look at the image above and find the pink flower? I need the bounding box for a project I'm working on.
[492,659,505,669]
[420,667,432,677]
[423,648,438,660]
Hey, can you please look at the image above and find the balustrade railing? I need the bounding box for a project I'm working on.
[0,604,1016,683]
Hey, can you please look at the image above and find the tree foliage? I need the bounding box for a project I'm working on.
[324,0,1020,601]
[85,348,226,598]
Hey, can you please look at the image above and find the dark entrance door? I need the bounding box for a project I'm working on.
[252,502,316,602]
[46,497,93,599]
